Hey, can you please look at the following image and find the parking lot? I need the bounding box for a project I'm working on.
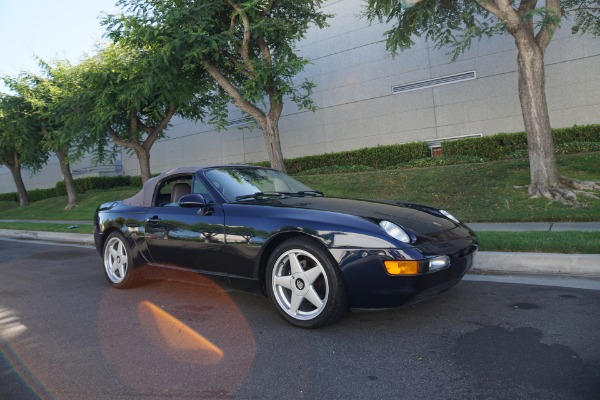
[1,239,599,399]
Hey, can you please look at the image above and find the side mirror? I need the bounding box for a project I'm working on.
[178,193,206,208]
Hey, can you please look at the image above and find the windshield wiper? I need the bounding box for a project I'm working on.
[291,190,324,197]
[235,190,324,201]
[235,192,289,201]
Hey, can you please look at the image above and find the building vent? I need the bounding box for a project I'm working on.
[392,71,476,94]
[227,117,250,128]
[425,133,482,157]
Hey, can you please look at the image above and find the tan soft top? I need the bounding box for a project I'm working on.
[122,166,202,207]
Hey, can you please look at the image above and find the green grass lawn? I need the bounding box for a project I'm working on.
[0,222,94,234]
[476,231,600,254]
[0,153,598,224]
[0,201,20,213]
[0,187,138,221]
[296,152,600,222]
[0,152,598,254]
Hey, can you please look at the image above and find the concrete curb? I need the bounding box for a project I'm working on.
[473,251,600,278]
[0,229,94,246]
[1,229,599,279]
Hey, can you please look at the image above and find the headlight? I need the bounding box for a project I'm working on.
[379,220,411,243]
[440,209,460,224]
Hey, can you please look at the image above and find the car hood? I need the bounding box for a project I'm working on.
[256,196,474,241]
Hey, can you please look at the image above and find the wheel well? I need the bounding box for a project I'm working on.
[256,232,331,293]
[99,226,121,252]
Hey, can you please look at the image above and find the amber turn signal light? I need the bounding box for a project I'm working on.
[384,260,419,275]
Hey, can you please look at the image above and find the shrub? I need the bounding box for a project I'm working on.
[0,188,58,203]
[0,174,147,204]
[555,141,600,155]
[442,132,527,159]
[0,192,18,202]
[442,124,600,160]
[269,141,431,174]
[129,176,143,188]
[553,124,600,144]
[27,188,59,202]
[300,165,375,175]
[55,175,133,195]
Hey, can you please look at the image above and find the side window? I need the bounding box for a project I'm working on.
[192,175,215,204]
[154,176,193,206]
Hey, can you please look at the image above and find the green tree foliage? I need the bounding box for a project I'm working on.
[365,0,600,203]
[74,43,214,183]
[103,0,330,172]
[5,61,84,209]
[0,93,48,207]
[364,0,599,58]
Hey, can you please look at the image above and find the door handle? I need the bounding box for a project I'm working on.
[146,216,161,223]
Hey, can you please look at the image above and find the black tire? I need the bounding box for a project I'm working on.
[102,231,143,289]
[266,238,347,328]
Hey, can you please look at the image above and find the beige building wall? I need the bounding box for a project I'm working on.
[2,0,599,191]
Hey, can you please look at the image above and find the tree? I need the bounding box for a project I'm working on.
[74,43,213,183]
[103,0,330,172]
[365,0,600,202]
[5,61,83,209]
[0,94,48,207]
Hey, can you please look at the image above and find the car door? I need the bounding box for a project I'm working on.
[144,174,226,272]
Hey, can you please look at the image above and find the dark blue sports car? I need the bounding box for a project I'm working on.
[94,165,477,328]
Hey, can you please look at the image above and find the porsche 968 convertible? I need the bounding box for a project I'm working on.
[94,165,477,328]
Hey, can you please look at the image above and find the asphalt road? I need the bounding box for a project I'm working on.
[1,239,599,400]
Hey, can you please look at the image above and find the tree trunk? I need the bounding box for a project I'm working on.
[260,116,286,172]
[4,154,29,207]
[135,147,152,183]
[514,32,562,200]
[55,147,79,210]
[204,63,288,173]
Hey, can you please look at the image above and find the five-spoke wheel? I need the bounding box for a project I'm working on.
[267,238,347,328]
[103,231,142,288]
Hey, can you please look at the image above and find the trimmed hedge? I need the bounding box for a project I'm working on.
[553,124,600,143]
[555,141,600,154]
[442,124,600,160]
[0,192,19,202]
[279,141,431,174]
[129,175,144,188]
[28,188,59,202]
[0,188,58,202]
[1,175,142,204]
[55,175,133,196]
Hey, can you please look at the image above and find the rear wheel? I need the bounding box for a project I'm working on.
[103,231,143,288]
[266,238,347,328]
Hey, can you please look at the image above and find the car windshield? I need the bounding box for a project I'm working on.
[205,167,320,202]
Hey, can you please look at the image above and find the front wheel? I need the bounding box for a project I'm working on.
[102,231,143,288]
[266,238,347,328]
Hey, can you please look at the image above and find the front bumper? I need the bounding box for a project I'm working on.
[336,244,476,309]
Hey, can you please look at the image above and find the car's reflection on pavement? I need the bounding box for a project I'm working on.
[97,266,257,396]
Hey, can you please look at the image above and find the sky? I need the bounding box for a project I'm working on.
[0,0,119,90]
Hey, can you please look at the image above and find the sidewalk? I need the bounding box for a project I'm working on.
[0,221,598,278]
[468,222,600,232]
[471,222,600,278]
[0,219,93,225]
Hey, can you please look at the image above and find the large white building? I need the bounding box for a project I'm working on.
[1,0,599,193]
